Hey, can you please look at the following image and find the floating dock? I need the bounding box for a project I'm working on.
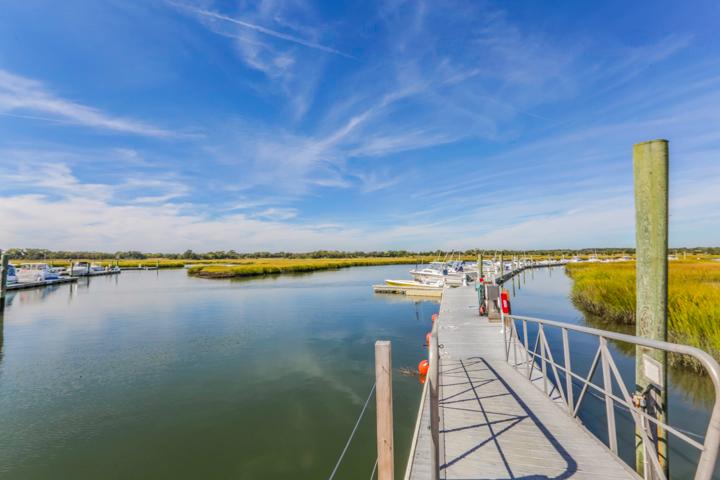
[7,277,78,291]
[372,284,443,298]
[70,270,121,277]
[405,285,638,479]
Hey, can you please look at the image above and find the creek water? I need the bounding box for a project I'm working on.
[0,265,715,479]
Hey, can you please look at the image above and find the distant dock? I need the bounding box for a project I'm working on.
[7,276,78,291]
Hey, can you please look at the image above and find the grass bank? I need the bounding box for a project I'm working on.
[187,257,429,278]
[565,261,720,369]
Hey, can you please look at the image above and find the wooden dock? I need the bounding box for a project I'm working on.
[405,285,638,479]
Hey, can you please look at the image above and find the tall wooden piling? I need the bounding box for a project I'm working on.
[633,139,669,478]
[0,252,8,312]
[375,340,394,480]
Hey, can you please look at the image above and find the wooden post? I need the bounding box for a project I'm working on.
[429,322,440,480]
[0,253,8,312]
[478,253,483,278]
[633,139,669,478]
[498,253,503,284]
[375,340,394,480]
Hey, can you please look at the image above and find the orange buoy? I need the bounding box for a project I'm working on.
[419,374,427,385]
[418,359,430,376]
[425,332,432,346]
[431,313,438,322]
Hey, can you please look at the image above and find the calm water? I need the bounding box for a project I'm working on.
[0,266,436,479]
[0,266,715,479]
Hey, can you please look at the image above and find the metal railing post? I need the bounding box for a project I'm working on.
[562,328,574,415]
[539,325,547,395]
[600,337,618,454]
[522,319,530,375]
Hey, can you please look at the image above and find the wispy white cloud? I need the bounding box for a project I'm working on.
[171,2,354,59]
[353,170,402,193]
[253,207,298,221]
[169,0,349,119]
[0,69,182,138]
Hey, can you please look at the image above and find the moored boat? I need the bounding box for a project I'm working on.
[384,279,444,288]
[17,263,60,282]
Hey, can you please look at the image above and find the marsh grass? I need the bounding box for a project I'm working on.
[187,257,427,278]
[566,261,720,369]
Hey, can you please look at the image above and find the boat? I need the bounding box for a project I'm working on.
[16,263,61,282]
[6,264,18,284]
[410,262,464,281]
[70,262,107,276]
[50,266,67,275]
[385,279,444,288]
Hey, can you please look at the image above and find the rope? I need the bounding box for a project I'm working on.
[369,457,378,479]
[327,383,376,480]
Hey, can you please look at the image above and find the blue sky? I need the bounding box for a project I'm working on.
[1,0,719,252]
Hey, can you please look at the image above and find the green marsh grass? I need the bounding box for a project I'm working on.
[187,257,430,278]
[566,261,720,369]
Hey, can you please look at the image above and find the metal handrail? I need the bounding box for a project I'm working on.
[504,314,720,480]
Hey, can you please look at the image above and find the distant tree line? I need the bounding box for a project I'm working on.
[0,246,718,260]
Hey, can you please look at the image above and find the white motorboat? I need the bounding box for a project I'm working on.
[411,262,460,281]
[70,262,106,276]
[385,278,444,288]
[17,263,61,282]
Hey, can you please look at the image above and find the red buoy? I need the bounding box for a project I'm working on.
[431,313,438,322]
[425,332,432,346]
[418,359,430,376]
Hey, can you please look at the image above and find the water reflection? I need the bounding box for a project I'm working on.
[0,266,436,479]
[0,309,4,367]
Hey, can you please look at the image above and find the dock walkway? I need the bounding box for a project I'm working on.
[406,285,638,479]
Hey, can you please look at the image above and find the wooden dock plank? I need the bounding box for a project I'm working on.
[406,285,639,480]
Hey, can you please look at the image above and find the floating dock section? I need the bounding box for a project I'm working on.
[405,285,638,479]
[372,284,443,298]
[7,277,78,291]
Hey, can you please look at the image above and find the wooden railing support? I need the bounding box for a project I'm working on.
[375,340,394,480]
